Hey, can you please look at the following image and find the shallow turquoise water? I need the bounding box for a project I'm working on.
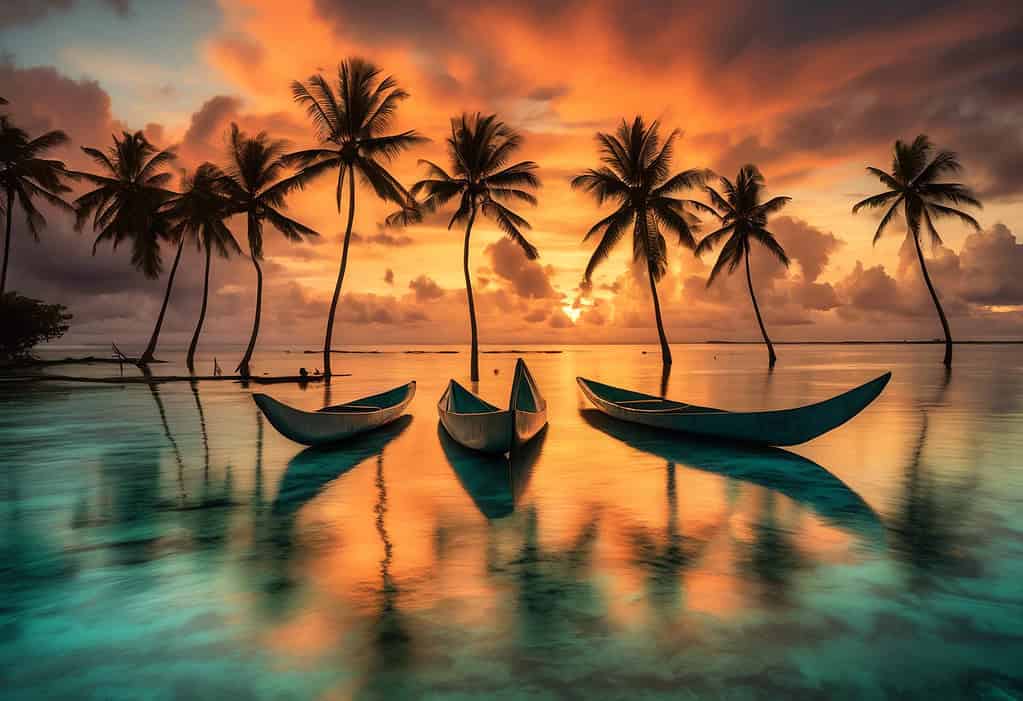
[1,344,1022,699]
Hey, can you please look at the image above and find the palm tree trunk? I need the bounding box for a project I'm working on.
[237,229,263,377]
[323,167,356,378]
[647,262,672,368]
[139,237,184,364]
[1,188,14,295]
[912,232,953,367]
[745,249,776,367]
[462,205,480,382]
[187,244,212,373]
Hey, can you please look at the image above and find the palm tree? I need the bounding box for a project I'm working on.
[697,165,791,367]
[74,131,177,363]
[162,162,239,373]
[286,57,424,377]
[0,116,74,294]
[853,136,981,367]
[408,113,541,381]
[572,116,708,368]
[221,123,319,378]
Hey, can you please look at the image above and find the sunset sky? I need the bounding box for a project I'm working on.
[2,0,1022,346]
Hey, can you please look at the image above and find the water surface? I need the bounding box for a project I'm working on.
[2,345,1022,699]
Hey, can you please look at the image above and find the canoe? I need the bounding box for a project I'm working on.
[576,372,890,446]
[438,358,547,454]
[253,381,415,447]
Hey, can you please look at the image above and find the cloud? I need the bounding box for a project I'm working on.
[484,236,558,299]
[408,274,443,302]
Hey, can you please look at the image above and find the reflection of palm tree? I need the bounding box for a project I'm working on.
[888,373,980,589]
[852,136,982,367]
[573,116,708,369]
[221,123,320,377]
[74,131,176,363]
[508,504,604,646]
[147,380,185,500]
[359,450,415,699]
[625,462,697,613]
[162,163,239,373]
[190,381,210,477]
[697,165,791,367]
[287,57,424,378]
[408,113,540,381]
[741,490,806,606]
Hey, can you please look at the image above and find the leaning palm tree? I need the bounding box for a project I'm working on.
[221,123,319,377]
[852,135,981,367]
[74,131,177,362]
[162,163,239,373]
[572,116,708,368]
[0,116,75,294]
[409,113,541,381]
[285,57,424,377]
[697,165,790,367]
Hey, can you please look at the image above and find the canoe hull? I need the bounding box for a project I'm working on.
[254,381,415,447]
[438,359,547,454]
[577,373,890,446]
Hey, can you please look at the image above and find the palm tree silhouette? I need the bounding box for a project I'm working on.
[221,123,319,377]
[162,162,239,373]
[697,165,791,367]
[286,57,424,377]
[572,116,708,368]
[852,135,981,367]
[0,116,74,294]
[74,131,177,362]
[409,113,540,381]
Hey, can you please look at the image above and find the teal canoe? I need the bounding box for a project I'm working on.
[438,359,547,454]
[254,381,415,447]
[576,373,890,446]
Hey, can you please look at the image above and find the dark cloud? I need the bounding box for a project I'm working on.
[350,230,415,247]
[408,274,443,302]
[955,224,1023,305]
[484,237,558,299]
[0,0,130,28]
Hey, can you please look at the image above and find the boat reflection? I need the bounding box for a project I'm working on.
[272,415,413,518]
[580,409,883,544]
[437,424,546,518]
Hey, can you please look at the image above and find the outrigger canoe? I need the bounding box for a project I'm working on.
[438,358,547,454]
[254,381,415,447]
[576,372,890,446]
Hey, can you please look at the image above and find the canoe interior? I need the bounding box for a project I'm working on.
[579,378,718,414]
[445,381,501,413]
[509,357,545,413]
[320,384,414,413]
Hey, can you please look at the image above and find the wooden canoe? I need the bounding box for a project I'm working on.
[253,381,415,447]
[438,358,547,454]
[576,372,890,446]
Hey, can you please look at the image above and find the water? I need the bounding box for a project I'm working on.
[1,345,1022,699]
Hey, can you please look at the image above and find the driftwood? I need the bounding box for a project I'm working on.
[0,373,347,385]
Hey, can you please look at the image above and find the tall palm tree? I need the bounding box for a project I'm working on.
[572,116,708,368]
[852,135,981,367]
[286,57,424,377]
[0,116,74,294]
[409,113,541,382]
[696,165,791,367]
[221,123,319,378]
[162,162,239,373]
[74,131,177,362]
